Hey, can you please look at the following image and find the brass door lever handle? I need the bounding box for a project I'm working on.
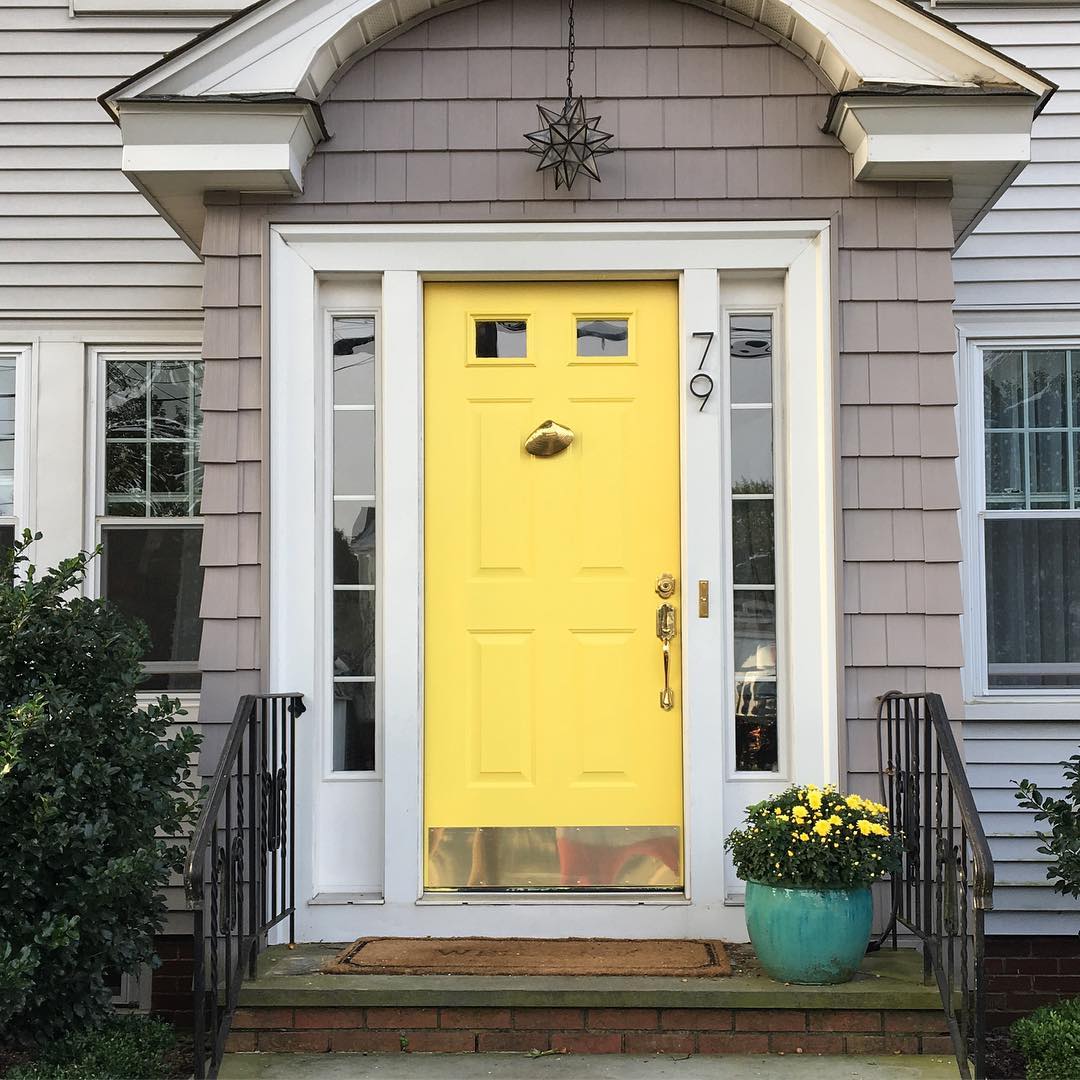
[656,602,676,711]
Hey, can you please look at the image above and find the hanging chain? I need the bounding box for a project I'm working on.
[566,0,576,100]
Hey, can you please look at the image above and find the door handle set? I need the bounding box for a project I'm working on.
[656,598,677,712]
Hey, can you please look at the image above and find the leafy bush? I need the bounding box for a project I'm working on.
[1016,753,1080,903]
[725,783,902,888]
[0,533,201,1043]
[6,1014,176,1080]
[1011,996,1080,1080]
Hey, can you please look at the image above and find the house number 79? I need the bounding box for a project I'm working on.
[689,331,715,412]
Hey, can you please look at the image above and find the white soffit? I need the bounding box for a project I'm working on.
[103,0,1055,249]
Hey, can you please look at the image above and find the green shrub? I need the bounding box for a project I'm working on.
[1011,996,1080,1080]
[1016,753,1080,903]
[0,532,201,1043]
[6,1014,176,1080]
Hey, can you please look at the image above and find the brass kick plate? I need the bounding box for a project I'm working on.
[698,580,709,618]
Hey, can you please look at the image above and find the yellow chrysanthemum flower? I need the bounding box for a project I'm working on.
[792,805,809,820]
[799,833,809,842]
[845,794,864,810]
[807,790,823,811]
[829,815,843,826]
[857,818,873,836]
[812,820,831,837]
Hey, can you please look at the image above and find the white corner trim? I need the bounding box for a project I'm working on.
[116,101,322,251]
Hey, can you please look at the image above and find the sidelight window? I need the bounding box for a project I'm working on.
[729,315,780,772]
[981,346,1080,690]
[97,352,204,691]
[331,316,378,772]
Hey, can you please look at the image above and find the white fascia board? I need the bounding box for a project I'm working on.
[117,101,321,251]
[106,0,1055,105]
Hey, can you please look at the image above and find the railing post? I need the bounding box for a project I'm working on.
[192,906,206,1080]
[974,906,987,1080]
[248,700,259,980]
[289,698,297,946]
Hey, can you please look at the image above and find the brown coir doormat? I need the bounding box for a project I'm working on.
[324,937,731,977]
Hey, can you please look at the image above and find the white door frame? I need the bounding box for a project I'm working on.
[268,221,839,942]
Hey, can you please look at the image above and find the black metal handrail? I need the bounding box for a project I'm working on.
[185,693,305,1080]
[875,691,994,1080]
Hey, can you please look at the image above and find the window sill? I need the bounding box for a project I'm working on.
[964,697,1080,722]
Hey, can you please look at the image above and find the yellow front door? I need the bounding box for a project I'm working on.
[424,281,683,890]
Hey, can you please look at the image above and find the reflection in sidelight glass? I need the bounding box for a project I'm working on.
[333,683,376,772]
[730,314,779,772]
[331,315,378,771]
[732,501,775,586]
[333,503,376,585]
[576,319,628,356]
[333,317,376,404]
[333,410,376,497]
[730,315,773,403]
[475,320,526,358]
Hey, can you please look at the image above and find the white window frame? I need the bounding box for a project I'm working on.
[0,345,34,547]
[960,316,1080,716]
[268,221,839,941]
[87,345,205,695]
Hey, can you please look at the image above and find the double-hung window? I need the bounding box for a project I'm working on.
[980,345,1080,691]
[96,351,205,691]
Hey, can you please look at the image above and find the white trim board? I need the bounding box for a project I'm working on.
[269,221,840,942]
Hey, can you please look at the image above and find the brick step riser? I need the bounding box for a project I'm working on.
[228,1006,954,1056]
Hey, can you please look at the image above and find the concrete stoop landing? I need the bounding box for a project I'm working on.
[220,1052,962,1078]
[226,945,956,1060]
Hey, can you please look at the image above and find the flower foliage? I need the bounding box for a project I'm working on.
[724,783,902,889]
[0,532,201,1043]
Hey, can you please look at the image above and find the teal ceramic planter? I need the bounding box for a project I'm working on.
[744,880,873,984]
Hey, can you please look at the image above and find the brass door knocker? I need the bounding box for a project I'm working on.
[524,420,574,457]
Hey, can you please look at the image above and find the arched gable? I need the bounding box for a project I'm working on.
[104,0,1054,249]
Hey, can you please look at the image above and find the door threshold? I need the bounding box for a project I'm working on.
[417,891,690,906]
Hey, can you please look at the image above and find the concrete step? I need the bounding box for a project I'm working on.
[220,1052,962,1079]
[227,945,955,1058]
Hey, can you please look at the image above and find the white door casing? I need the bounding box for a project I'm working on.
[269,221,839,942]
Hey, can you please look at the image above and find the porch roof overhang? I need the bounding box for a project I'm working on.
[102,0,1055,252]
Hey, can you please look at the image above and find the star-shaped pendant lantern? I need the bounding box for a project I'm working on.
[525,96,615,190]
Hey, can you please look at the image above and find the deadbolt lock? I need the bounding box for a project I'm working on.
[656,573,676,599]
